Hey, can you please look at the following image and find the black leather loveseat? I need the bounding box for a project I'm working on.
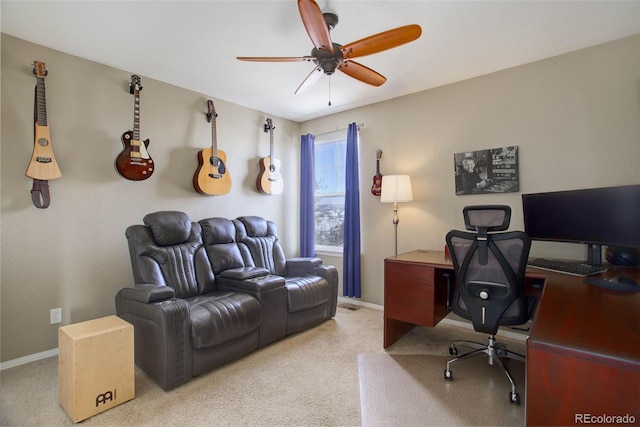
[115,211,338,390]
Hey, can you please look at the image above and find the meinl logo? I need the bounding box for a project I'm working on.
[95,389,116,407]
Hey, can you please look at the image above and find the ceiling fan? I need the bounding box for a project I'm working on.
[237,0,422,96]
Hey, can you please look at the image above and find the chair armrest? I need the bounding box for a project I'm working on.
[285,257,323,276]
[118,284,175,303]
[115,288,191,391]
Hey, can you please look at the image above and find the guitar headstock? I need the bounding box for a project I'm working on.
[376,149,383,160]
[264,118,274,133]
[32,61,48,78]
[129,75,143,94]
[206,100,218,122]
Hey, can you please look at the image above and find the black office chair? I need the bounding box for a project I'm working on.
[444,205,532,405]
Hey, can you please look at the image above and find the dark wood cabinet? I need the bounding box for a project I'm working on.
[383,250,450,348]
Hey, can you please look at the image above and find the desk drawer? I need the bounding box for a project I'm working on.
[385,261,435,285]
[385,278,436,326]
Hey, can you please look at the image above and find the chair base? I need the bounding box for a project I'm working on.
[443,334,524,405]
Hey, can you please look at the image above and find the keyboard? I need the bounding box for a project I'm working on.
[527,258,609,277]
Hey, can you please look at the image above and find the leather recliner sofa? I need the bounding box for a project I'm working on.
[115,211,338,390]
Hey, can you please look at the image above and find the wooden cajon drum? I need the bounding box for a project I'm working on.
[58,315,134,422]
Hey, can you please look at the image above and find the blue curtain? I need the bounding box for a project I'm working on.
[300,134,315,257]
[343,123,361,297]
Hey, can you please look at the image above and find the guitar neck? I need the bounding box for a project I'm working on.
[36,76,48,126]
[269,129,274,166]
[132,88,141,140]
[211,116,218,157]
[376,159,380,175]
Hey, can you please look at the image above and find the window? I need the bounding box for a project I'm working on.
[314,131,347,251]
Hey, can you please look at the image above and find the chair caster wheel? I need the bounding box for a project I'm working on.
[509,392,520,405]
[444,369,453,380]
[449,345,458,356]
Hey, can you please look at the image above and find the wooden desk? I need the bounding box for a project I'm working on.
[526,268,640,426]
[384,250,640,426]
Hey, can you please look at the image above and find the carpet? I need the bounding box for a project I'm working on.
[358,353,525,426]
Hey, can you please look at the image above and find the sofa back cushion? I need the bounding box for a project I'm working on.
[199,217,248,274]
[234,216,286,276]
[126,211,215,299]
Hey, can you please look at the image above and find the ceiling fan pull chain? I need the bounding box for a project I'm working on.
[328,76,332,106]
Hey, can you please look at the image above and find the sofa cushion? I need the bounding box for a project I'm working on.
[187,292,261,349]
[234,217,286,275]
[200,218,246,274]
[285,276,330,313]
[144,211,192,246]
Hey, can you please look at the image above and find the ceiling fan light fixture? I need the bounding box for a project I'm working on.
[238,0,422,96]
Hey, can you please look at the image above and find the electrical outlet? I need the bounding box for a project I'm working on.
[50,308,62,324]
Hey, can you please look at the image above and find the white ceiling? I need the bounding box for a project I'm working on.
[2,1,640,122]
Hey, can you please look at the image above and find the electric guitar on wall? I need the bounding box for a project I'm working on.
[193,100,231,195]
[257,118,283,195]
[115,75,154,180]
[371,149,383,196]
[26,61,62,181]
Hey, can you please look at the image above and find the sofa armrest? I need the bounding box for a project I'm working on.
[310,265,339,318]
[220,267,270,281]
[217,272,288,347]
[118,283,175,303]
[115,288,191,391]
[285,257,323,277]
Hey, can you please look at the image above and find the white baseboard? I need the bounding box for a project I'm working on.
[0,348,58,371]
[338,296,383,311]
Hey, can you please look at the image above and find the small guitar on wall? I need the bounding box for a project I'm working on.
[371,149,383,196]
[257,118,283,195]
[115,75,154,180]
[193,100,231,195]
[26,61,62,182]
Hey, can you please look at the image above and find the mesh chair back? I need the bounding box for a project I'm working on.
[446,206,531,334]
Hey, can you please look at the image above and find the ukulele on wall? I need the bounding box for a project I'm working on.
[193,100,231,195]
[115,75,154,180]
[371,149,383,196]
[26,61,62,182]
[257,118,283,195]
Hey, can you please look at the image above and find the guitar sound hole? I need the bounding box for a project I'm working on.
[38,138,49,147]
[269,165,276,172]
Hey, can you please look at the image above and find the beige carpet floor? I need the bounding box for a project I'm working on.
[358,354,525,427]
[0,305,526,426]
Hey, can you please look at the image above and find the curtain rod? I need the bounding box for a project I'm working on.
[314,123,364,137]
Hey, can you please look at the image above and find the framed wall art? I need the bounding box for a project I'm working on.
[454,146,519,195]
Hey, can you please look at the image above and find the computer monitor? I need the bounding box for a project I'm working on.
[521,185,640,264]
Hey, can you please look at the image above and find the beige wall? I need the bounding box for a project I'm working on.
[1,35,302,362]
[2,33,639,363]
[302,34,640,306]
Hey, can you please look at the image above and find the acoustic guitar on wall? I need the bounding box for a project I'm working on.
[371,149,383,196]
[115,75,154,180]
[26,61,62,181]
[257,118,283,195]
[193,100,231,195]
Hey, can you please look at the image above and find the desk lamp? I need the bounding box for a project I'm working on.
[380,175,413,256]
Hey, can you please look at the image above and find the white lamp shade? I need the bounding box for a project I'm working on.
[380,175,413,203]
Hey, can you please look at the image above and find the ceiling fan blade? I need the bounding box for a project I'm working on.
[295,66,324,94]
[341,24,422,59]
[298,0,334,54]
[237,56,315,62]
[338,61,386,87]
